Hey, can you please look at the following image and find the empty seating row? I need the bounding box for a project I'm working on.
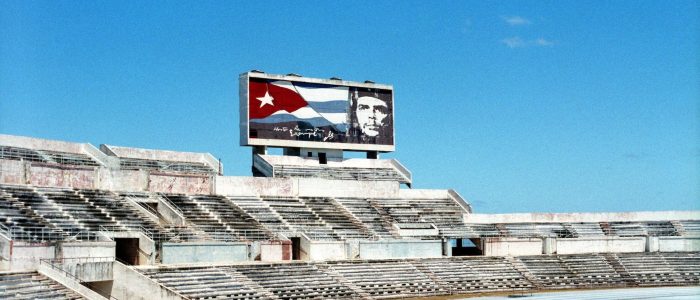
[119,157,216,174]
[232,263,359,299]
[272,165,405,182]
[0,146,100,167]
[0,186,69,241]
[140,266,273,300]
[414,257,533,293]
[137,253,700,300]
[334,197,396,239]
[301,197,373,240]
[0,184,188,242]
[517,254,625,289]
[0,271,84,299]
[260,197,339,240]
[323,260,445,298]
[614,252,700,286]
[189,195,274,240]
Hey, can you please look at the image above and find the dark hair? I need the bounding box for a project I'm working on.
[347,87,393,145]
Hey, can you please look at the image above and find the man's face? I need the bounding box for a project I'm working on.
[356,96,388,137]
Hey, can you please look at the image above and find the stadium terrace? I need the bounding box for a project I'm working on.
[0,72,698,299]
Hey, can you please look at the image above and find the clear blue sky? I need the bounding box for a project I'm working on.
[1,1,698,213]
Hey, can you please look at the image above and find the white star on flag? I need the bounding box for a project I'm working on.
[256,91,274,108]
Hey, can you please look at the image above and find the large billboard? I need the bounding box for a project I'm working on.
[240,72,395,152]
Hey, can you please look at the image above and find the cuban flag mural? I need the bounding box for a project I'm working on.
[249,79,350,133]
[247,77,394,146]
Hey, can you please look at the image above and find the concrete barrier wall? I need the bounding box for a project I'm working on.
[556,237,645,254]
[63,261,113,282]
[148,174,212,194]
[4,242,55,271]
[215,176,296,197]
[296,178,399,198]
[359,240,442,259]
[0,159,25,185]
[97,169,147,192]
[482,238,543,256]
[259,241,291,261]
[307,241,347,261]
[161,242,248,264]
[214,176,400,198]
[61,241,115,259]
[657,237,700,252]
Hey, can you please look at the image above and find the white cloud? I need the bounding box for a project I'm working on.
[501,37,555,48]
[502,15,531,26]
[535,38,555,46]
[501,37,526,48]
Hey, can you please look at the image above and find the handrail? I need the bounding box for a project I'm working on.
[389,159,412,184]
[253,154,275,177]
[124,195,160,217]
[0,223,10,238]
[448,189,472,214]
[157,193,185,216]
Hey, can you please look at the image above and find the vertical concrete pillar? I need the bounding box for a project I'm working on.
[442,239,452,257]
[543,237,557,254]
[646,236,659,252]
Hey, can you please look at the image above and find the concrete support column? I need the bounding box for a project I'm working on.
[543,237,557,254]
[646,236,659,252]
[442,239,452,257]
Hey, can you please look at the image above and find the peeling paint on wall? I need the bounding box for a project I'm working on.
[148,174,212,194]
[0,160,25,185]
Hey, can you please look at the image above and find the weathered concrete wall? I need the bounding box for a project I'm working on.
[60,241,115,259]
[395,224,439,237]
[0,159,25,185]
[556,237,645,254]
[4,242,55,271]
[466,211,700,223]
[62,261,113,282]
[307,241,347,261]
[111,262,185,300]
[215,176,400,198]
[657,237,700,252]
[161,242,248,264]
[482,238,543,256]
[296,178,399,198]
[259,240,291,261]
[97,169,147,192]
[148,174,212,194]
[23,164,97,189]
[216,176,295,196]
[358,240,442,259]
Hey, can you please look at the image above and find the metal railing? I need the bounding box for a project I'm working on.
[157,193,185,216]
[389,158,413,184]
[1,226,104,242]
[253,154,275,177]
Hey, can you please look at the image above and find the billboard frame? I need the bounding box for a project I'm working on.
[239,72,395,152]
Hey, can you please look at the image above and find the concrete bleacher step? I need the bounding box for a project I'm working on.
[0,271,84,299]
[602,253,639,287]
[506,256,545,290]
